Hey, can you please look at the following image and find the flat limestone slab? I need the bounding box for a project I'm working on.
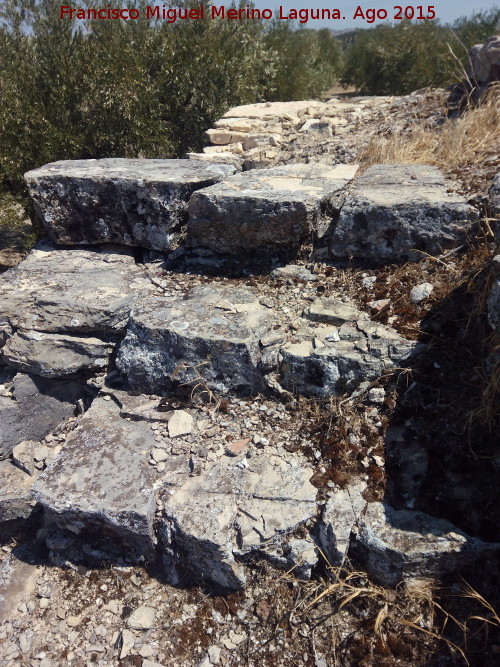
[222,100,327,119]
[117,285,272,396]
[187,163,355,254]
[33,398,158,556]
[0,241,157,378]
[161,450,317,589]
[330,164,478,261]
[0,241,153,335]
[3,331,113,378]
[25,159,236,251]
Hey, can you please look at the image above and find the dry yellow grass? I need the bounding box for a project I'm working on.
[360,86,500,175]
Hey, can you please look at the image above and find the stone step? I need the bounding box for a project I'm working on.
[25,159,236,251]
[34,396,319,588]
[0,241,158,377]
[186,163,357,255]
[116,285,272,396]
[330,164,478,261]
[33,398,160,559]
[117,286,420,398]
[32,394,500,591]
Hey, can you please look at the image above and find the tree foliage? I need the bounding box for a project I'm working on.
[341,9,500,95]
[0,0,342,189]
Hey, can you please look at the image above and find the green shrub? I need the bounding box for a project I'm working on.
[263,22,342,101]
[0,0,343,192]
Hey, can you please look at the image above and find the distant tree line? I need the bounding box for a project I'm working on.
[0,0,498,193]
[341,10,500,95]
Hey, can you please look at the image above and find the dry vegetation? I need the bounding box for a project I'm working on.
[360,86,500,194]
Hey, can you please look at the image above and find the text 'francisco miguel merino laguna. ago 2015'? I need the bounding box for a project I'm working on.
[60,5,438,24]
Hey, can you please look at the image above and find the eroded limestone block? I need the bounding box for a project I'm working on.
[25,159,236,251]
[3,331,113,378]
[33,398,158,557]
[187,163,355,255]
[0,241,154,336]
[160,450,317,589]
[116,285,272,396]
[330,164,478,261]
[353,502,500,586]
[280,317,418,397]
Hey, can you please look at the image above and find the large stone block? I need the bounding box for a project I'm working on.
[0,241,152,335]
[3,331,113,378]
[0,241,157,378]
[161,450,317,589]
[187,163,355,255]
[25,159,236,251]
[33,398,158,557]
[116,285,271,396]
[280,309,418,397]
[353,502,500,587]
[330,164,478,261]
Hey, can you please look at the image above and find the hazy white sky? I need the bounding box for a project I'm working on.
[244,0,499,29]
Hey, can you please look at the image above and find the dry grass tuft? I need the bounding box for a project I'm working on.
[360,86,500,177]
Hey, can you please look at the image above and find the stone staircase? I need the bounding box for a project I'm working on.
[1,100,499,591]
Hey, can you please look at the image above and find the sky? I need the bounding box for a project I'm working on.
[242,0,499,30]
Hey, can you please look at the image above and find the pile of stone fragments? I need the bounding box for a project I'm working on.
[0,98,499,618]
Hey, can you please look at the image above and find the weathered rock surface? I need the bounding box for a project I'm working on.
[117,286,272,396]
[0,460,35,522]
[318,481,367,566]
[33,398,159,557]
[468,34,500,85]
[0,241,158,378]
[3,330,113,378]
[330,164,477,261]
[221,100,328,120]
[280,305,418,397]
[0,374,85,460]
[161,449,317,588]
[187,164,356,255]
[353,502,500,587]
[25,159,236,251]
[0,241,153,335]
[303,296,368,325]
[11,441,36,477]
